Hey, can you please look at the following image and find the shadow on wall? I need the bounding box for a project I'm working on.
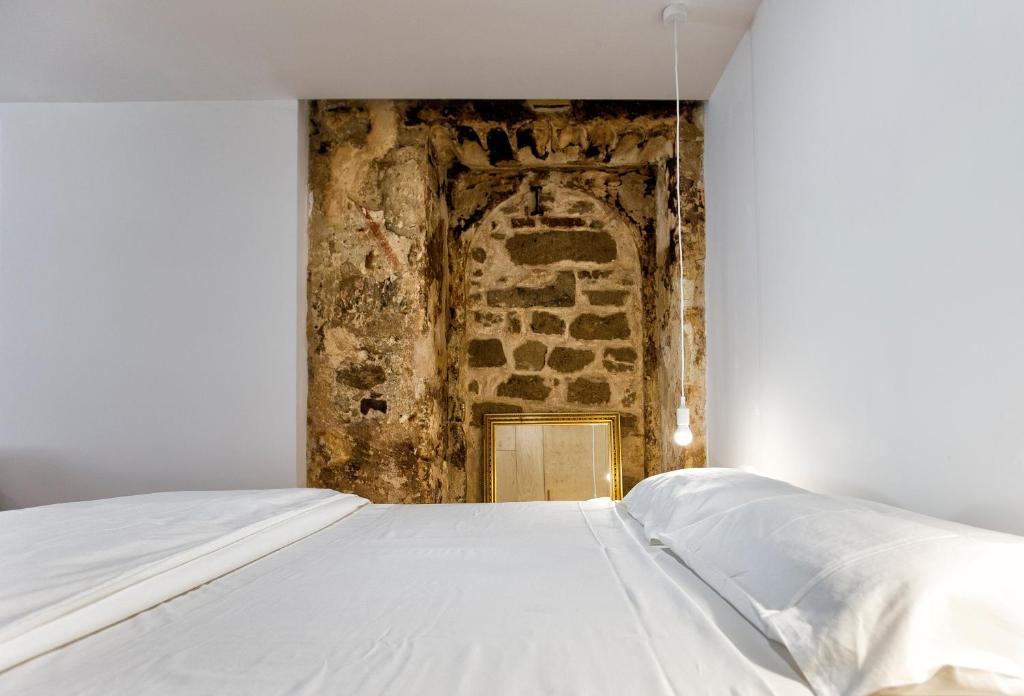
[0,449,165,510]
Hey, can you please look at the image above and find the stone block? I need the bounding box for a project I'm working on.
[496,374,552,401]
[467,338,507,367]
[538,216,587,228]
[584,289,628,306]
[336,363,386,390]
[603,347,637,372]
[567,378,611,405]
[513,341,548,371]
[530,311,565,335]
[486,271,576,308]
[548,347,595,373]
[505,231,616,265]
[569,313,630,340]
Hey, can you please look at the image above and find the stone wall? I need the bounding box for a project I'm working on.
[460,184,646,494]
[307,101,705,503]
[306,102,447,503]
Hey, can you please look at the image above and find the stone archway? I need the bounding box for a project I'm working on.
[445,178,649,502]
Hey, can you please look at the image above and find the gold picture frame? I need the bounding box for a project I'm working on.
[483,412,623,503]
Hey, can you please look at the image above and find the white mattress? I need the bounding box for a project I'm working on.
[0,499,812,695]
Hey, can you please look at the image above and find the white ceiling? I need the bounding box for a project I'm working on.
[0,1,759,103]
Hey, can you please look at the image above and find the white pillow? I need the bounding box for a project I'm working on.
[626,469,1024,696]
[623,466,802,539]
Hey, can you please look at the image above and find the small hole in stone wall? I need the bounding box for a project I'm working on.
[359,398,388,416]
[529,185,544,216]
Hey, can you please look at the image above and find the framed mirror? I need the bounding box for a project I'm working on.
[483,413,622,503]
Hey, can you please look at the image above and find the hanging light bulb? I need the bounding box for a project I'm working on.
[665,3,691,449]
[673,397,693,446]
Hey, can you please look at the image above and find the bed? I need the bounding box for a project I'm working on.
[2,471,1022,695]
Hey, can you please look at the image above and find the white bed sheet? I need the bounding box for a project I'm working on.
[0,489,366,673]
[0,499,813,696]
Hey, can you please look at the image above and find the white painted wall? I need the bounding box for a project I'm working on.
[0,101,308,508]
[706,1,1024,534]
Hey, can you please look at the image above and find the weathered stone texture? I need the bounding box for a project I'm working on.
[584,289,629,306]
[567,378,612,405]
[513,341,547,371]
[530,311,566,335]
[547,347,595,373]
[569,313,631,340]
[336,363,386,390]
[307,100,706,503]
[467,338,507,367]
[485,271,576,308]
[307,101,446,503]
[470,401,522,426]
[603,347,638,372]
[460,182,647,496]
[505,231,617,265]
[496,374,552,401]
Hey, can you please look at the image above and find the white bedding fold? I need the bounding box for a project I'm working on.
[0,489,367,673]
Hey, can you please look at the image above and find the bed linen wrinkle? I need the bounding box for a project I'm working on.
[782,533,957,608]
[287,659,332,696]
[575,501,678,696]
[588,502,788,696]
[611,505,802,693]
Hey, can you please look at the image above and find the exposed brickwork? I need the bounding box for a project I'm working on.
[460,185,646,494]
[307,100,707,503]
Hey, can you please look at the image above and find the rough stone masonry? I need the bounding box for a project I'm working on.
[307,100,706,503]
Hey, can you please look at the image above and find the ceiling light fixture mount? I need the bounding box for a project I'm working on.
[661,2,689,25]
[664,2,694,449]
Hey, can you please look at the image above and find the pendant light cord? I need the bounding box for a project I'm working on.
[673,17,686,407]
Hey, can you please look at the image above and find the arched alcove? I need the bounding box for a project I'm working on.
[445,179,651,501]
